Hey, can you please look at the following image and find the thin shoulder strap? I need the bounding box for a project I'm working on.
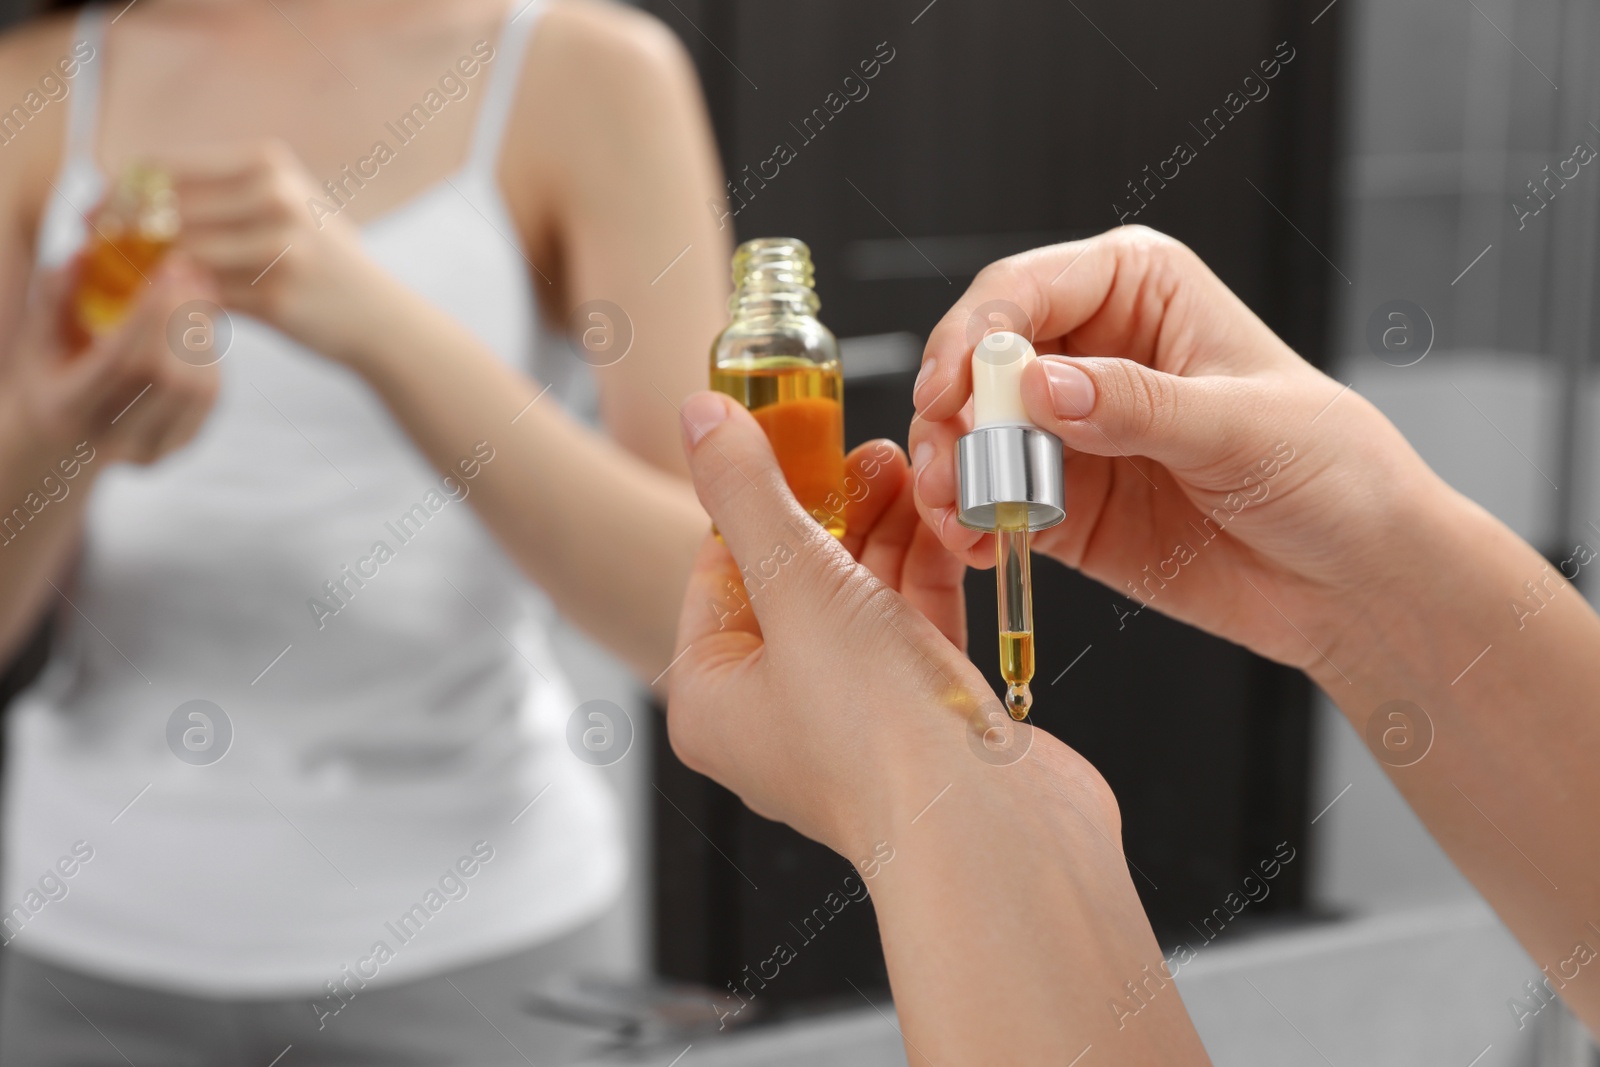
[465,1,545,172]
[62,4,108,169]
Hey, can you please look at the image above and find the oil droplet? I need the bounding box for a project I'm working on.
[1004,682,1032,721]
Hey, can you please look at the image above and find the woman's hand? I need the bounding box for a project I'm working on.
[162,139,390,363]
[3,257,220,468]
[0,250,218,661]
[905,227,1600,1044]
[666,391,981,857]
[909,225,1446,677]
[666,390,1211,1066]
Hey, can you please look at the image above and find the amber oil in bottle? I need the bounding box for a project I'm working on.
[73,164,180,343]
[710,237,846,537]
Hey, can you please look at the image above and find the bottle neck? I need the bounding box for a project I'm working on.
[729,284,820,320]
[728,237,820,322]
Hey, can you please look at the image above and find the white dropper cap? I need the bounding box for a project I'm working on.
[971,331,1038,429]
[955,330,1065,533]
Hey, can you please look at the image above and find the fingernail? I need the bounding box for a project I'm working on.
[680,392,728,451]
[912,357,938,409]
[1043,359,1096,419]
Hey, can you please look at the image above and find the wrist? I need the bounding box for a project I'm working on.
[0,397,102,505]
[1309,474,1505,698]
[0,391,74,473]
[290,255,411,374]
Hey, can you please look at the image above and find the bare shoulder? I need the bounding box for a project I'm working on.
[0,13,83,87]
[0,14,89,142]
[0,14,92,235]
[496,0,720,265]
[526,0,701,127]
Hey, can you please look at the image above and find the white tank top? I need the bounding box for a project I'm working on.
[5,2,625,996]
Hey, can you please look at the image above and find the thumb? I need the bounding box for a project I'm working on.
[679,391,854,640]
[1021,355,1254,476]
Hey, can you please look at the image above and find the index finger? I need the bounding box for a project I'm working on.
[912,233,1127,424]
[154,140,290,186]
[836,439,910,561]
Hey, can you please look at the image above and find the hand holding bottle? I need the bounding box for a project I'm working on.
[3,257,220,469]
[909,225,1449,677]
[669,389,1211,1065]
[669,390,979,856]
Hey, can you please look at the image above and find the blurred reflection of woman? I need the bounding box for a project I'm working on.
[0,0,726,1059]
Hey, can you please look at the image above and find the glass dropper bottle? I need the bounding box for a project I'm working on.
[709,237,846,537]
[954,331,1065,720]
[74,164,180,342]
